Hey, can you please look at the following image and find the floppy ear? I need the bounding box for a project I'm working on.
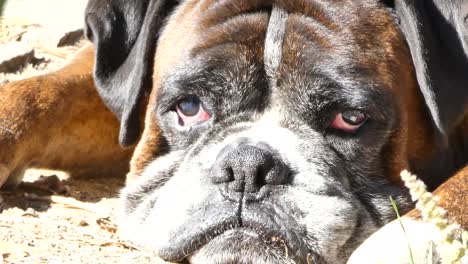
[394,0,468,140]
[85,0,179,147]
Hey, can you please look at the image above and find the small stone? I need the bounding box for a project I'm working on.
[22,208,39,218]
[78,220,89,227]
[36,175,69,195]
[57,29,84,47]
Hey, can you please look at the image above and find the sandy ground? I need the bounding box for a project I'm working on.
[0,0,87,83]
[0,1,163,263]
[1,172,158,264]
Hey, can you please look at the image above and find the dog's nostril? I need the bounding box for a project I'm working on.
[210,143,289,194]
[210,163,235,184]
[255,168,267,186]
[226,167,234,180]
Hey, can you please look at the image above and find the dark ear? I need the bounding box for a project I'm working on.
[85,0,179,147]
[395,0,468,140]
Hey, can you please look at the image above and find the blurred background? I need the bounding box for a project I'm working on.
[0,0,88,83]
[0,0,5,15]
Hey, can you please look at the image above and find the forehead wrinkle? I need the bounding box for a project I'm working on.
[191,14,268,57]
[264,5,288,83]
[199,0,272,26]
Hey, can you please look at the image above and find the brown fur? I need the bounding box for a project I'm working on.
[0,44,133,188]
[434,165,468,228]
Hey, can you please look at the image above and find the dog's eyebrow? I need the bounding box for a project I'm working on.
[264,5,288,83]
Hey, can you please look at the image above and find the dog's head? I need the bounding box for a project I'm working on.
[85,0,468,263]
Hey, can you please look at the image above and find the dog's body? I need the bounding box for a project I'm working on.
[0,0,467,263]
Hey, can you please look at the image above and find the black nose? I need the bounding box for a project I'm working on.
[210,142,289,194]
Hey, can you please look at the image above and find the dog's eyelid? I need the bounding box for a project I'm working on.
[157,91,199,113]
[155,87,184,113]
[157,100,177,116]
[329,110,367,133]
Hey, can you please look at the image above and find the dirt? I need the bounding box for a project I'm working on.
[0,1,165,263]
[0,172,160,263]
[0,0,87,83]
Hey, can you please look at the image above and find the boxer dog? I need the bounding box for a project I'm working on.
[0,0,467,263]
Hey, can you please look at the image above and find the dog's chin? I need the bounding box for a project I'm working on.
[186,228,296,264]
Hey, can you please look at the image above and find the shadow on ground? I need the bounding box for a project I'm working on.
[0,172,125,213]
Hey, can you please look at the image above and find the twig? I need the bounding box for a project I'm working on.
[26,194,98,213]
[390,196,415,264]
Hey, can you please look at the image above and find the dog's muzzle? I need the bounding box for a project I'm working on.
[211,140,290,201]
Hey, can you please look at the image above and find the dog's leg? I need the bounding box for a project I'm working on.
[0,44,133,189]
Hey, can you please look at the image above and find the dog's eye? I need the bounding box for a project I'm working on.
[176,96,210,126]
[330,110,367,133]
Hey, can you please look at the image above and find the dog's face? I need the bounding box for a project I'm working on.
[119,1,421,263]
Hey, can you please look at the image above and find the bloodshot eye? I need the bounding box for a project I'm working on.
[330,109,367,133]
[176,96,210,126]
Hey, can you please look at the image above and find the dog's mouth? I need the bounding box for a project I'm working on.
[186,227,293,263]
[159,219,307,263]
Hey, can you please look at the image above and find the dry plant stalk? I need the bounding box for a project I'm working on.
[401,170,468,264]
